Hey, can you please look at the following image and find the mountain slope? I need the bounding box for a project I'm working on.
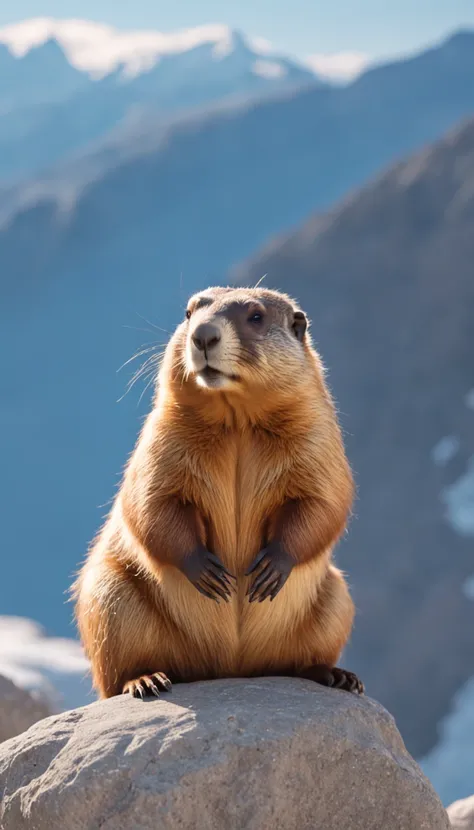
[233,117,474,758]
[0,38,89,111]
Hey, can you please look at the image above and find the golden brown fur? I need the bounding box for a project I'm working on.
[73,286,358,698]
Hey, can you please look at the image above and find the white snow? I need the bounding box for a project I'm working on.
[0,17,312,80]
[0,616,91,712]
[248,35,273,56]
[0,18,235,77]
[421,394,474,801]
[462,574,474,601]
[420,675,474,805]
[431,435,460,466]
[465,388,474,411]
[441,456,474,537]
[305,50,370,82]
[0,16,371,83]
[252,60,286,79]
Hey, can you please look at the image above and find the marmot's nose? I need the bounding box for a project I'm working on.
[192,323,221,353]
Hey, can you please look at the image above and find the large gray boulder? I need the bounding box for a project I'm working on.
[0,677,449,830]
[448,795,474,829]
[0,672,51,743]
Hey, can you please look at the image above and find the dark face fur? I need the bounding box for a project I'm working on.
[180,287,309,392]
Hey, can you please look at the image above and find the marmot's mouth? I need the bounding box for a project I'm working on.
[198,365,240,383]
[200,366,222,381]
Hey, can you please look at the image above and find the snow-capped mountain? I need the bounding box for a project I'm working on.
[0,19,322,180]
[0,18,320,104]
[0,18,315,79]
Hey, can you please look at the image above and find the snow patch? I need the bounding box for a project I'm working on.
[0,17,307,80]
[0,18,238,76]
[0,17,362,83]
[211,28,249,60]
[441,456,474,537]
[465,388,474,411]
[420,675,474,805]
[248,35,273,56]
[0,616,91,711]
[462,574,474,601]
[253,60,286,79]
[431,435,460,466]
[305,50,370,82]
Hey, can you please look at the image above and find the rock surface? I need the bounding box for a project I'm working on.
[448,795,474,829]
[0,678,449,830]
[0,672,51,743]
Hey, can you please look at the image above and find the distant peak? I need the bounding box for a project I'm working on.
[211,27,253,59]
[0,17,295,78]
[443,28,474,50]
[228,29,250,50]
[445,28,474,43]
[24,36,67,58]
[41,35,65,50]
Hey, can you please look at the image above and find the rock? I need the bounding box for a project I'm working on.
[448,795,474,828]
[0,672,51,743]
[0,678,449,830]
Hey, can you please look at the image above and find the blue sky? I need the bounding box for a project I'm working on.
[1,0,474,62]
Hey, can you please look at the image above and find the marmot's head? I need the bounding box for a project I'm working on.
[167,286,313,394]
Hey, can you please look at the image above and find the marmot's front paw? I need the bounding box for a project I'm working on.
[123,672,172,699]
[246,542,293,602]
[180,546,236,603]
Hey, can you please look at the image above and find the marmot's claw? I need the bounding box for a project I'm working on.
[123,671,172,698]
[181,547,236,603]
[198,574,230,603]
[245,548,267,575]
[246,543,293,603]
[195,582,221,602]
[328,667,364,694]
[300,665,364,695]
[207,552,237,581]
[342,670,364,695]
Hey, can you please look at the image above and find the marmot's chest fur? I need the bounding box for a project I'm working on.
[157,414,302,575]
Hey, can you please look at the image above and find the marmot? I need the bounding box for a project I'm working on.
[74,286,363,699]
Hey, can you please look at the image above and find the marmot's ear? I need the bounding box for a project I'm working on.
[292,310,307,342]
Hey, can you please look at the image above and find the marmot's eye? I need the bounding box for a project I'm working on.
[248,312,263,324]
[185,309,191,320]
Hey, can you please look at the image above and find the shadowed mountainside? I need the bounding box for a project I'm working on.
[232,117,474,758]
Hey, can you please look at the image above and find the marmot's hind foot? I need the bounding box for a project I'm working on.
[123,672,172,699]
[300,664,364,695]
